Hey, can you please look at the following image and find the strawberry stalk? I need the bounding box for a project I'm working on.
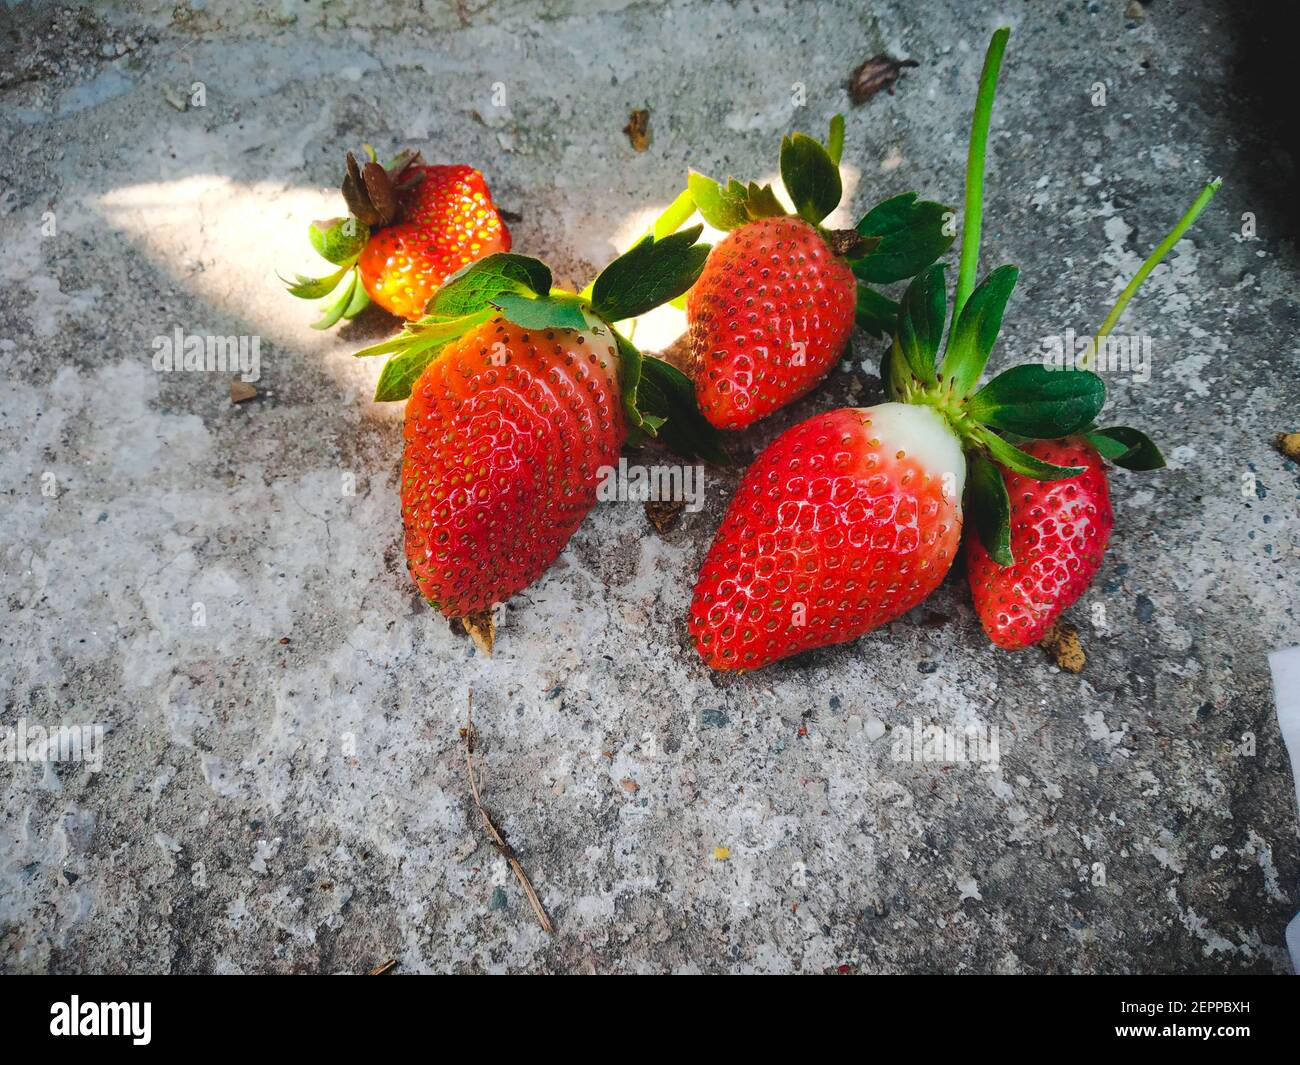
[952,27,1010,324]
[1088,177,1222,351]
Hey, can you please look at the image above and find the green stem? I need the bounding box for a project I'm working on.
[826,114,845,166]
[1088,178,1222,357]
[952,27,1010,330]
[649,186,697,240]
[578,188,696,299]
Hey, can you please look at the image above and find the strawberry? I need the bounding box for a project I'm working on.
[686,216,857,429]
[684,116,953,429]
[688,403,966,669]
[354,232,726,621]
[401,316,624,616]
[965,437,1112,649]
[966,425,1168,649]
[285,149,511,327]
[355,161,512,320]
[689,28,1212,671]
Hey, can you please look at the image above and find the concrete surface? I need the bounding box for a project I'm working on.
[1,0,1298,974]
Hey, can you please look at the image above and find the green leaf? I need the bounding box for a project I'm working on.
[779,132,842,225]
[309,217,369,265]
[855,285,899,339]
[851,193,956,285]
[1087,426,1165,471]
[589,226,710,322]
[636,356,729,465]
[687,173,751,231]
[614,330,645,431]
[980,429,1085,482]
[490,292,590,331]
[826,114,845,166]
[743,181,785,221]
[311,271,357,330]
[430,253,552,318]
[968,451,1013,566]
[342,273,370,319]
[895,264,946,386]
[283,264,351,300]
[968,365,1106,438]
[940,265,1018,395]
[352,310,490,359]
[373,337,452,402]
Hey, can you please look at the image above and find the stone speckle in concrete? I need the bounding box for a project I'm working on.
[1,0,1297,974]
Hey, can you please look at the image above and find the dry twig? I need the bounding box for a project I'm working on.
[462,691,554,934]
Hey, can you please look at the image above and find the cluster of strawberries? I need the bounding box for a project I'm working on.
[287,29,1217,672]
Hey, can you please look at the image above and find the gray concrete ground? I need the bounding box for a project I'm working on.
[1,0,1297,973]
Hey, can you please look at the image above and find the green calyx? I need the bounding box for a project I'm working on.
[685,114,955,337]
[885,27,1218,567]
[283,146,426,328]
[281,215,372,328]
[351,234,728,465]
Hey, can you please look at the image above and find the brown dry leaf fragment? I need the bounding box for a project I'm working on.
[1040,620,1085,673]
[848,54,919,105]
[231,379,258,403]
[362,160,399,225]
[623,108,651,151]
[620,777,639,793]
[460,607,495,655]
[1275,432,1300,462]
[645,498,687,533]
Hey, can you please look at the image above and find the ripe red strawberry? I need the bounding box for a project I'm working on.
[683,116,953,429]
[286,149,510,328]
[402,317,624,616]
[687,216,857,429]
[357,163,511,321]
[966,438,1113,649]
[688,403,966,669]
[354,229,723,624]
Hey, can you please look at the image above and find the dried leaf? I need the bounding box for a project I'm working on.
[460,607,495,655]
[1040,620,1085,673]
[362,160,398,225]
[848,54,919,105]
[231,379,258,403]
[645,498,686,533]
[1275,432,1300,462]
[623,108,651,151]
